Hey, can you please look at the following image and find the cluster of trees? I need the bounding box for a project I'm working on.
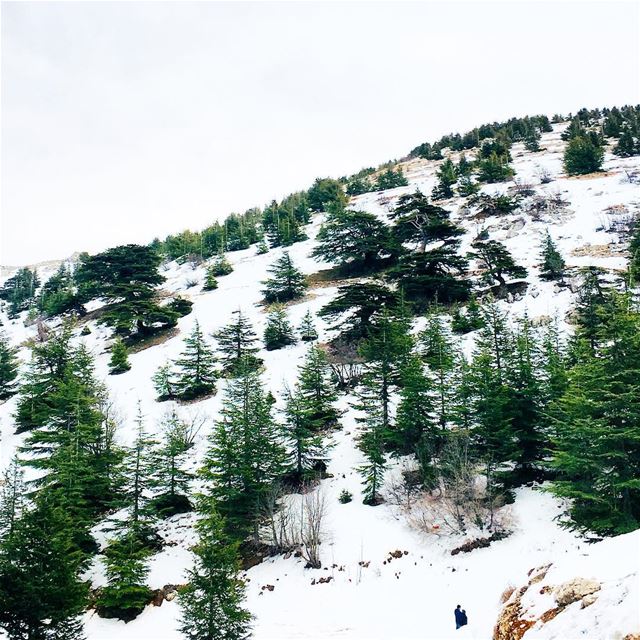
[345,166,408,196]
[0,268,40,318]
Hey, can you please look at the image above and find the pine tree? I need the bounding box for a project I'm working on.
[307,177,347,212]
[75,244,177,338]
[393,355,436,459]
[0,334,19,400]
[0,458,26,541]
[174,321,217,400]
[451,296,485,334]
[476,152,515,183]
[539,230,566,281]
[209,255,234,276]
[150,410,194,516]
[628,218,640,287]
[263,305,297,351]
[201,364,284,539]
[203,266,219,291]
[153,361,178,401]
[550,294,640,534]
[573,267,612,355]
[354,313,413,504]
[375,167,408,190]
[614,126,638,157]
[109,337,131,375]
[470,238,528,287]
[311,205,392,274]
[0,268,40,317]
[178,508,251,640]
[319,282,399,341]
[282,384,326,480]
[420,315,455,442]
[261,251,307,303]
[298,309,318,342]
[119,405,157,544]
[524,128,541,152]
[0,500,88,640]
[297,345,339,431]
[96,529,153,621]
[213,310,262,377]
[431,159,457,200]
[563,135,604,175]
[256,238,269,254]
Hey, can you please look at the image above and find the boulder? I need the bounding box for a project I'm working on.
[554,578,600,606]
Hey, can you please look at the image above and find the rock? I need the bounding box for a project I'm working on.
[581,593,598,608]
[554,578,601,606]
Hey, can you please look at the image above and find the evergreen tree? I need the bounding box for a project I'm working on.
[375,167,408,190]
[298,309,318,342]
[201,364,284,539]
[96,529,153,621]
[109,337,131,375]
[203,266,219,291]
[524,128,542,152]
[307,177,347,212]
[311,205,392,274]
[178,508,251,640]
[153,361,178,401]
[450,296,485,334]
[38,264,80,317]
[456,154,473,177]
[614,126,639,157]
[319,282,399,341]
[209,255,234,277]
[476,152,515,183]
[119,405,157,543]
[0,334,19,401]
[390,190,463,253]
[75,244,177,338]
[213,310,262,377]
[539,230,566,281]
[0,458,26,541]
[563,135,604,175]
[0,268,40,317]
[354,313,413,504]
[470,238,528,287]
[0,500,88,640]
[150,410,195,516]
[282,384,326,480]
[393,355,436,458]
[263,305,297,351]
[573,268,612,355]
[261,252,307,303]
[420,315,455,441]
[550,294,640,534]
[431,159,457,200]
[174,321,217,400]
[297,345,339,431]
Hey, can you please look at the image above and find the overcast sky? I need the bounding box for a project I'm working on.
[1,1,639,265]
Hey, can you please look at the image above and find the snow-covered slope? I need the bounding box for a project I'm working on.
[1,122,639,640]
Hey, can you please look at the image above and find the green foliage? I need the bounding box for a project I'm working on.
[208,255,234,277]
[431,159,457,200]
[178,509,251,640]
[203,266,219,291]
[264,305,297,351]
[476,152,515,183]
[109,338,131,375]
[470,238,528,287]
[0,268,39,317]
[262,192,309,248]
[629,218,640,286]
[38,265,80,317]
[471,193,520,217]
[0,335,19,400]
[0,500,88,639]
[256,239,270,255]
[0,458,26,541]
[450,297,485,334]
[298,310,318,342]
[262,252,307,303]
[563,136,604,175]
[311,205,393,274]
[524,128,542,152]
[375,167,408,190]
[307,178,347,212]
[550,294,640,535]
[173,321,217,400]
[96,531,153,621]
[201,364,284,539]
[296,345,339,432]
[75,244,177,339]
[319,281,399,341]
[153,362,178,401]
[539,230,566,281]
[213,310,262,377]
[338,489,353,504]
[614,126,640,157]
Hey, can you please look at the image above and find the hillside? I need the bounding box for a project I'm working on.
[1,120,640,640]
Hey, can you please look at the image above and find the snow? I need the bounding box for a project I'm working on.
[1,123,640,639]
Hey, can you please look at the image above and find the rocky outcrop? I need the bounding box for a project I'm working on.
[554,578,600,606]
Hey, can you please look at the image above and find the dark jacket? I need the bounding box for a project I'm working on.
[455,608,467,628]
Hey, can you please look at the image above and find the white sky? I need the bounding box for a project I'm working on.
[1,1,639,265]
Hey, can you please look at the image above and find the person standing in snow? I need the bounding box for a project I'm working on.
[454,605,468,629]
